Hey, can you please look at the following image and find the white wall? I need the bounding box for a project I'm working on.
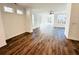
[0,4,34,47]
[25,9,33,32]
[65,4,71,38]
[32,13,41,29]
[41,13,49,24]
[1,4,28,39]
[65,3,79,41]
[68,4,79,41]
[2,13,26,39]
[0,7,6,47]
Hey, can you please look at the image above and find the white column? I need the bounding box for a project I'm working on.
[65,3,71,38]
[25,8,33,33]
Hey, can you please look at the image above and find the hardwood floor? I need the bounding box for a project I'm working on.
[0,25,79,55]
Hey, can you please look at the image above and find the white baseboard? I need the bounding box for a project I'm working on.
[67,36,79,41]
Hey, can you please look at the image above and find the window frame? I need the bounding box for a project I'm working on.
[3,6,14,13]
[16,9,23,15]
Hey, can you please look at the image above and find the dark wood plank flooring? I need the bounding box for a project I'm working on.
[0,25,79,55]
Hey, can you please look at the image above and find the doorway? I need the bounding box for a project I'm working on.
[32,10,66,37]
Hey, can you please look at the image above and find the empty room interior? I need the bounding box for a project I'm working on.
[0,3,79,55]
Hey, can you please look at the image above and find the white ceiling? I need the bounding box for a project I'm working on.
[18,3,66,7]
[18,3,67,13]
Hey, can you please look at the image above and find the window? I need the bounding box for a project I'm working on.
[57,15,66,21]
[16,9,23,15]
[4,6,13,13]
[57,14,66,24]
